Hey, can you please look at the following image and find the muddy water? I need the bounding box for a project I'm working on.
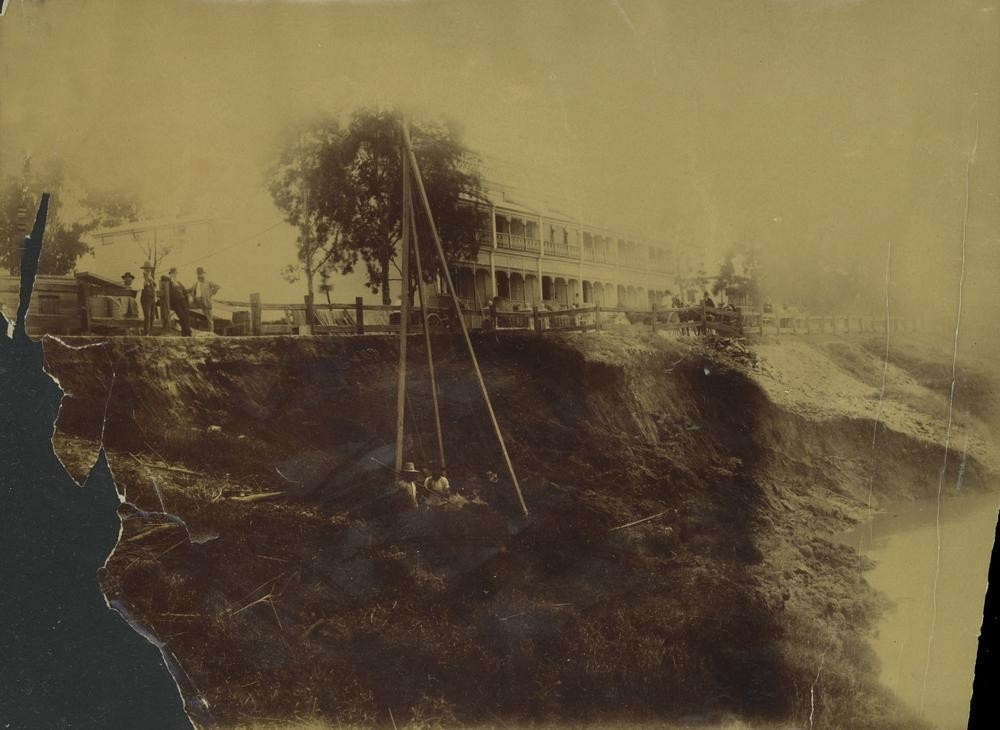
[837,491,1000,729]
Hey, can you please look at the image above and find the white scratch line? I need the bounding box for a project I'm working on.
[858,238,891,574]
[99,368,116,447]
[42,333,112,351]
[608,0,658,76]
[919,107,978,716]
[808,647,828,729]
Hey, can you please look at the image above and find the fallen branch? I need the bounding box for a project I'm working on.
[225,491,285,503]
[609,511,666,532]
[131,453,205,478]
[230,592,274,616]
[126,523,180,543]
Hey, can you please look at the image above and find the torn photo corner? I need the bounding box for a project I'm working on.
[2,1,999,729]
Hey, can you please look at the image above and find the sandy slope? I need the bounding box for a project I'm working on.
[750,336,999,473]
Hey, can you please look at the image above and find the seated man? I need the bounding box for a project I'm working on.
[423,466,450,496]
[396,461,421,508]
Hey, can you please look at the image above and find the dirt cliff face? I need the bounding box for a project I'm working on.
[41,331,994,729]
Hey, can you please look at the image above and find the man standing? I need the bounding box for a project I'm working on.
[120,272,139,317]
[190,266,220,333]
[139,262,157,335]
[167,267,192,337]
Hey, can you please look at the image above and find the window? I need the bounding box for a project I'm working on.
[38,295,60,315]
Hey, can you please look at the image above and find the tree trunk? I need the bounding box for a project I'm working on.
[380,253,391,304]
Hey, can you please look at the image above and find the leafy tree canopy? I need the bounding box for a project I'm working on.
[0,158,143,275]
[712,245,763,306]
[267,108,487,302]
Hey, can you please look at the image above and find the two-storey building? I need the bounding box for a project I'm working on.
[447,180,696,312]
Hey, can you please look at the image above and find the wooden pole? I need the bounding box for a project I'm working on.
[651,301,658,333]
[407,167,446,473]
[355,296,365,335]
[77,279,92,335]
[249,293,261,335]
[402,119,528,516]
[160,279,172,334]
[595,303,602,331]
[394,141,413,476]
[304,293,316,329]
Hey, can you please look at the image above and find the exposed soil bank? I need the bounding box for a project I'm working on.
[43,330,998,729]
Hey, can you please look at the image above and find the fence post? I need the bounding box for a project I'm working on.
[532,306,542,335]
[595,304,602,331]
[76,279,92,335]
[355,296,365,335]
[759,302,765,336]
[304,293,315,327]
[250,292,262,335]
[490,299,498,330]
[651,301,658,333]
[700,301,707,335]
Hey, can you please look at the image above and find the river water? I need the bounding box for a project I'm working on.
[836,491,1000,729]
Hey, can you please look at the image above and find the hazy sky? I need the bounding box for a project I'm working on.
[1,0,997,332]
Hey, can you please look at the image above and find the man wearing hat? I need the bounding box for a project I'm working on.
[190,266,220,333]
[120,272,139,318]
[167,267,192,337]
[396,461,421,508]
[139,262,157,335]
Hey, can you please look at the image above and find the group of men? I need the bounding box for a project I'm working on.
[395,461,451,508]
[120,263,219,337]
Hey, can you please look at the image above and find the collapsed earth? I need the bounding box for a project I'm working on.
[31,326,998,730]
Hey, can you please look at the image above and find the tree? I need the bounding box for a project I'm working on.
[712,246,762,306]
[0,157,92,275]
[79,187,144,229]
[268,114,349,299]
[268,108,487,303]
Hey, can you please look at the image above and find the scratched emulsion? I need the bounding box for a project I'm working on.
[838,492,1000,729]
[0,197,190,728]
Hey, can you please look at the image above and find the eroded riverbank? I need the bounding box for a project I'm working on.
[39,330,999,728]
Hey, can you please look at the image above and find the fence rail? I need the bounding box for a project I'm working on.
[34,278,927,339]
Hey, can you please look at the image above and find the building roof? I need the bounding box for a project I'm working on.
[87,215,214,242]
[74,271,134,294]
[481,178,637,239]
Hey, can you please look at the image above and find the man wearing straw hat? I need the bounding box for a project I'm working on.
[396,461,421,508]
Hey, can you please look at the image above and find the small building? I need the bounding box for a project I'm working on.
[0,272,143,336]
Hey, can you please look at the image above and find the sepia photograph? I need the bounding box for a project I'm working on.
[1,1,998,728]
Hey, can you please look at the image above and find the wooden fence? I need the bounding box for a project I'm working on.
[15,276,925,338]
[211,294,925,339]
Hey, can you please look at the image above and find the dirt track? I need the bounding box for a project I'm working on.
[42,329,998,729]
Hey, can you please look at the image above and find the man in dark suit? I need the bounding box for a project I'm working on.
[139,261,157,335]
[166,267,192,337]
